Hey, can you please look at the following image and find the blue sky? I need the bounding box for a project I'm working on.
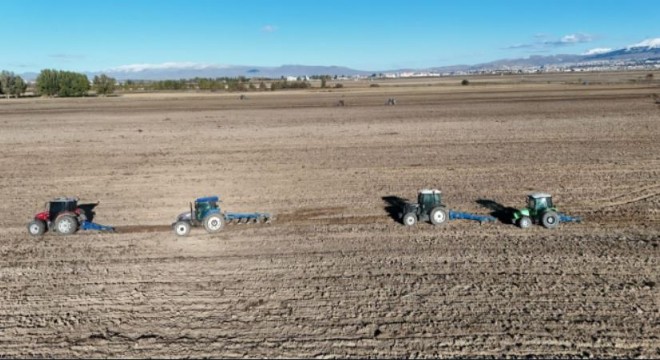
[1,0,658,72]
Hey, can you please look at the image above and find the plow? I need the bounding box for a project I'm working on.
[172,196,271,236]
[449,210,496,223]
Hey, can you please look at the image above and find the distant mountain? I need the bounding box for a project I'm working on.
[89,64,372,81]
[426,41,660,73]
[17,38,660,81]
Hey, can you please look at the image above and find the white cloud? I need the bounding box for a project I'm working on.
[505,33,595,51]
[49,53,85,59]
[262,24,278,33]
[108,62,225,73]
[559,33,593,44]
[582,48,612,55]
[627,37,660,49]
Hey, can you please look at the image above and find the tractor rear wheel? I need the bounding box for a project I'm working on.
[174,221,191,237]
[430,207,448,225]
[542,211,559,229]
[402,213,417,226]
[54,215,78,235]
[518,216,532,229]
[203,214,225,233]
[27,220,46,236]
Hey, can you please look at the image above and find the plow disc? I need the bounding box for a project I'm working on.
[80,220,115,232]
[558,213,582,223]
[449,210,497,224]
[225,212,272,225]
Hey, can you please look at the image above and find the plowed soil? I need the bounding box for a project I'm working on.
[0,76,658,358]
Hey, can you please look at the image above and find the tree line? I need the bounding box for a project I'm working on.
[119,77,311,92]
[1,68,334,98]
[36,69,116,97]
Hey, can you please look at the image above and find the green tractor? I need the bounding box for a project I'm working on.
[512,192,561,229]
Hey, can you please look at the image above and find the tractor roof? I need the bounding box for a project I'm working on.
[195,196,219,203]
[419,189,441,194]
[51,197,78,202]
[529,192,552,199]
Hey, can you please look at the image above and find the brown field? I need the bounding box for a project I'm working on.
[0,73,658,358]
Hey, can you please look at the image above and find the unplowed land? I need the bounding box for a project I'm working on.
[0,82,658,358]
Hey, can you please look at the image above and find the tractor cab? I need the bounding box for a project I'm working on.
[418,189,443,213]
[193,196,221,221]
[527,193,553,214]
[47,197,79,220]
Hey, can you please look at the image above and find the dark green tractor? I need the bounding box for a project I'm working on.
[512,193,560,229]
[172,196,226,236]
[172,195,271,237]
[401,189,449,226]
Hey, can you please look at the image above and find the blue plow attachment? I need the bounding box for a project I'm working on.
[558,213,582,223]
[225,212,271,223]
[81,220,115,232]
[449,210,496,223]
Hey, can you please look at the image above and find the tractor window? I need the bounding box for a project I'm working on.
[545,197,553,208]
[528,198,535,209]
[535,197,547,210]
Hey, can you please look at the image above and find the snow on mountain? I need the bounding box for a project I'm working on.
[627,38,660,49]
[583,48,612,55]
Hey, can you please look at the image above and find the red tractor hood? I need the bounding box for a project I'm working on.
[35,211,49,221]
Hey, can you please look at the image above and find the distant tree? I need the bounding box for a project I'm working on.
[461,79,469,86]
[259,81,267,91]
[10,75,27,97]
[93,74,116,95]
[334,83,343,88]
[321,77,327,88]
[0,71,27,98]
[36,69,60,96]
[57,71,90,97]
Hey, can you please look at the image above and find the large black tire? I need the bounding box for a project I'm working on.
[541,211,559,229]
[429,207,448,226]
[27,220,46,236]
[54,215,78,235]
[518,216,532,229]
[173,221,191,237]
[203,214,225,233]
[402,213,417,226]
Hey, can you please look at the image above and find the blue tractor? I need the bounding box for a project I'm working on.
[172,196,271,236]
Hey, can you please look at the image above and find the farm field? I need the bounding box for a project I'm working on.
[0,75,658,358]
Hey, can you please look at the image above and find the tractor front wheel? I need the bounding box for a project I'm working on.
[518,216,532,229]
[203,214,225,233]
[27,220,46,236]
[54,215,78,235]
[430,207,448,226]
[542,211,559,229]
[403,213,417,226]
[174,221,191,236]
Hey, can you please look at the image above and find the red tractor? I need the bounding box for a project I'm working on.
[27,197,114,236]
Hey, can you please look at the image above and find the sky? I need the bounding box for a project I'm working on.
[1,0,658,73]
